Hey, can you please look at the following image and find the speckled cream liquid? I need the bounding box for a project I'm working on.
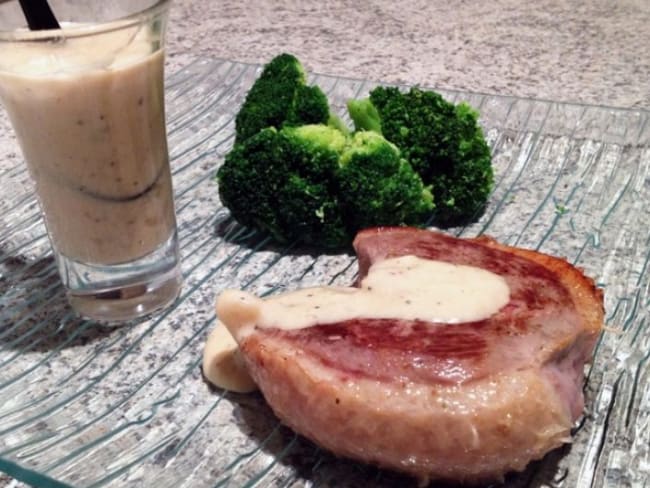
[0,29,174,264]
[0,3,181,321]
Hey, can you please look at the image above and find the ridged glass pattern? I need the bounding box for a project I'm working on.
[0,58,648,487]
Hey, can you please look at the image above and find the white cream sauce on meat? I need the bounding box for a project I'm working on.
[203,255,510,392]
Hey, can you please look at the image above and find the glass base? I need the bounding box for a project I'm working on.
[56,232,182,323]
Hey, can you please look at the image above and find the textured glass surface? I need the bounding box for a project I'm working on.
[0,58,649,487]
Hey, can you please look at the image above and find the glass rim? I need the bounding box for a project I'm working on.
[0,0,171,42]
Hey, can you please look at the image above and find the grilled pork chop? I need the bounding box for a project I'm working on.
[218,227,604,484]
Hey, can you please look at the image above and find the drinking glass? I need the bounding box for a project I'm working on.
[0,0,182,322]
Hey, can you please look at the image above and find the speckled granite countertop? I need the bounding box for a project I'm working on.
[167,0,650,110]
[1,1,649,486]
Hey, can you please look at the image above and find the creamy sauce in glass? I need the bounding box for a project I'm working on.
[203,255,510,392]
[0,26,175,265]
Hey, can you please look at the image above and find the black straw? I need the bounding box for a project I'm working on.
[18,0,61,30]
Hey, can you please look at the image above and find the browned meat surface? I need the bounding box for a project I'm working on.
[236,227,604,484]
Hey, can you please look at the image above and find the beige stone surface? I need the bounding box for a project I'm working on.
[166,0,650,109]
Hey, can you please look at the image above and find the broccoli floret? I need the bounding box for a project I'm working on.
[218,125,349,247]
[337,131,434,232]
[234,53,333,144]
[218,124,435,248]
[219,54,481,248]
[348,86,493,226]
[290,123,348,153]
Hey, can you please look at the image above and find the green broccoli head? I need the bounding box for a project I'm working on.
[218,125,349,248]
[218,124,436,248]
[234,54,332,144]
[440,102,493,225]
[288,123,348,154]
[347,86,493,226]
[337,131,434,232]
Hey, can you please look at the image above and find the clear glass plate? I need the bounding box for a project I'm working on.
[0,58,648,488]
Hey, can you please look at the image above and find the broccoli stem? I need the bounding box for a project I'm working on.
[327,113,351,136]
[347,98,382,134]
